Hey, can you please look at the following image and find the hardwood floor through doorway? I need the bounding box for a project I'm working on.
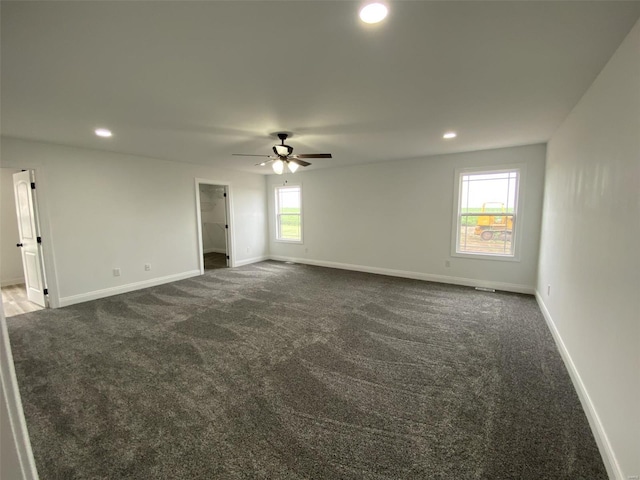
[1,283,44,317]
[204,252,227,270]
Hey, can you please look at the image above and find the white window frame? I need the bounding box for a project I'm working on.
[451,165,524,262]
[274,184,303,244]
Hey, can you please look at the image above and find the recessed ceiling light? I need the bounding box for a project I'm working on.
[95,128,112,138]
[359,3,388,24]
[443,132,457,139]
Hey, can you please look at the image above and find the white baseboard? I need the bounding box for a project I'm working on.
[1,277,25,288]
[269,255,534,294]
[203,248,226,254]
[234,255,270,267]
[535,292,622,480]
[58,270,201,307]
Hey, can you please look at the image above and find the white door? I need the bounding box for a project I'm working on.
[13,171,47,307]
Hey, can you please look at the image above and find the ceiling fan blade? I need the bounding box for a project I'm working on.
[232,154,273,157]
[289,159,311,167]
[294,153,332,159]
[255,159,275,166]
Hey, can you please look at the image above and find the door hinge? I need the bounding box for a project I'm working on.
[226,255,230,260]
[223,192,227,197]
[225,224,228,229]
[43,289,49,295]
[31,182,36,189]
[37,236,42,244]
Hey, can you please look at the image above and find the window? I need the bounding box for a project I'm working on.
[275,185,302,242]
[453,168,520,258]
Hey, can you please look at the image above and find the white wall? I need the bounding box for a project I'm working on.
[0,137,268,307]
[537,19,640,480]
[268,144,546,293]
[0,168,25,286]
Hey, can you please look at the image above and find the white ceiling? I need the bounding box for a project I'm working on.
[2,1,639,174]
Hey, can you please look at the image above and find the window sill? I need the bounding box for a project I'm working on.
[275,239,303,245]
[451,251,520,262]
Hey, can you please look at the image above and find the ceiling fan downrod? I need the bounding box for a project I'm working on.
[274,133,293,157]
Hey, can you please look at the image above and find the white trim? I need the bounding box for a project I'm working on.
[0,308,39,480]
[235,255,270,267]
[269,255,534,294]
[195,182,205,273]
[450,249,520,262]
[203,248,226,255]
[58,270,200,307]
[1,278,26,288]
[534,292,622,480]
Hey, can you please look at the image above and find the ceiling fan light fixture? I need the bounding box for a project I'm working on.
[95,128,112,138]
[359,3,388,24]
[272,159,284,175]
[287,161,299,173]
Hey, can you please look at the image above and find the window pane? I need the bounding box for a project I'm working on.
[276,186,302,241]
[278,187,300,214]
[279,214,301,240]
[458,214,514,255]
[456,170,518,256]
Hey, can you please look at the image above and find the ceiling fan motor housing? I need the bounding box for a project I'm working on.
[274,133,293,157]
[273,144,293,156]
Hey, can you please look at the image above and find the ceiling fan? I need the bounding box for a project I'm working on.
[233,133,332,174]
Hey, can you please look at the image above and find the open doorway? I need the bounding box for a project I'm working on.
[1,168,48,317]
[195,181,232,272]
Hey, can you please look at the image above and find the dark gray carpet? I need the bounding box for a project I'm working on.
[7,261,606,479]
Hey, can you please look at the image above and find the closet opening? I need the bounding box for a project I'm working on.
[196,181,233,272]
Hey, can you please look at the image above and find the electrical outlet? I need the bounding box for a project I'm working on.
[305,248,309,254]
[144,264,151,271]
[627,476,639,480]
[246,247,250,253]
[113,268,121,277]
[445,260,451,268]
[547,284,551,295]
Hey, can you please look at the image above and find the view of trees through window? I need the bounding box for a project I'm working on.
[456,170,519,256]
[275,185,301,241]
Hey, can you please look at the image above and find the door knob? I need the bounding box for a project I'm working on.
[16,243,23,247]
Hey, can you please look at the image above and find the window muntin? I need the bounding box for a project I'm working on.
[275,185,302,242]
[455,169,519,257]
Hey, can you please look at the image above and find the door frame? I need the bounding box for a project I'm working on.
[194,178,235,273]
[0,307,40,479]
[2,167,58,308]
